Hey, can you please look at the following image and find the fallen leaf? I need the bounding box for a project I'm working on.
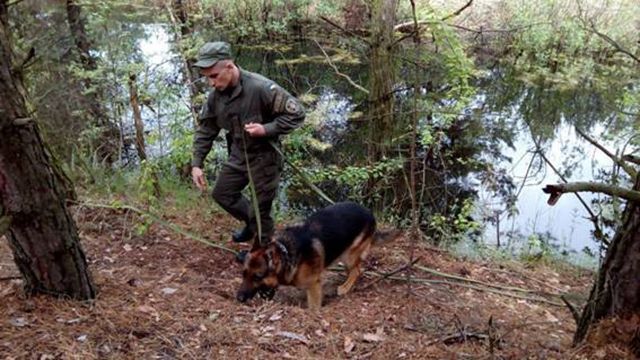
[123,244,132,252]
[161,287,177,295]
[10,317,27,327]
[77,335,87,342]
[344,336,355,353]
[269,312,282,321]
[276,331,310,345]
[362,332,385,342]
[137,305,157,314]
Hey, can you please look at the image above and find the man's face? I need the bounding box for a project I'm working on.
[201,61,234,92]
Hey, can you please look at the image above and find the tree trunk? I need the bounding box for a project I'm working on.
[367,0,397,162]
[128,74,147,161]
[168,0,201,125]
[66,0,119,165]
[574,174,640,344]
[0,0,95,299]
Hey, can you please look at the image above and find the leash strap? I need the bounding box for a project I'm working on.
[268,140,335,205]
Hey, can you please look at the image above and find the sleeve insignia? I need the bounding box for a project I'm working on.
[285,98,300,114]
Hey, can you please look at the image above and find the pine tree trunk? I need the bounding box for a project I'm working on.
[367,0,397,162]
[574,174,640,344]
[0,0,95,300]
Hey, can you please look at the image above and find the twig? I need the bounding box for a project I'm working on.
[441,0,473,22]
[574,126,636,178]
[414,265,558,297]
[531,136,607,245]
[588,22,640,64]
[1,276,21,281]
[312,39,369,95]
[623,154,640,165]
[425,330,488,346]
[362,257,420,290]
[364,272,564,306]
[318,16,370,44]
[70,201,238,255]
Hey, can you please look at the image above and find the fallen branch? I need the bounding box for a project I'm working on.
[426,330,488,346]
[367,273,564,306]
[71,201,238,255]
[543,182,640,205]
[361,257,420,290]
[414,265,558,297]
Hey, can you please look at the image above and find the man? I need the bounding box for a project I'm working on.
[191,41,305,245]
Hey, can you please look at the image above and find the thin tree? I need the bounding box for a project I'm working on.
[0,0,95,299]
[66,0,119,164]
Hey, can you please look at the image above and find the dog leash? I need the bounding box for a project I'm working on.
[268,140,335,205]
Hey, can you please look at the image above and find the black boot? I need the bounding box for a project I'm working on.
[232,225,255,243]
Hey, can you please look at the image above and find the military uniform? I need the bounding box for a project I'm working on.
[192,47,305,243]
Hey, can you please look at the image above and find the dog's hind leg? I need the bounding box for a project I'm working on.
[337,237,372,296]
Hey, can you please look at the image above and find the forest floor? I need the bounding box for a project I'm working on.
[0,200,617,359]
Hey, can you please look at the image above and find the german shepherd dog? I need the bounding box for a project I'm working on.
[235,201,398,311]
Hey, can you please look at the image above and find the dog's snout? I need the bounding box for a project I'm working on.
[236,291,248,303]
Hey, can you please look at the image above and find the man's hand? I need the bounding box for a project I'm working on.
[244,123,266,137]
[191,166,207,191]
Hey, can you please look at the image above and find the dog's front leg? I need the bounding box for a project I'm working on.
[307,279,322,312]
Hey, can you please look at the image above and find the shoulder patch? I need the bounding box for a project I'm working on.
[285,98,300,114]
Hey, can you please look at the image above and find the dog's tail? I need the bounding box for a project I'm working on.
[373,228,403,245]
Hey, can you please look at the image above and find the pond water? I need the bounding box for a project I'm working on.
[137,25,620,264]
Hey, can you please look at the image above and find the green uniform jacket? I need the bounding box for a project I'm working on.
[192,69,305,171]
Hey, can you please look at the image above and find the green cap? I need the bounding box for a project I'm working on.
[194,41,233,68]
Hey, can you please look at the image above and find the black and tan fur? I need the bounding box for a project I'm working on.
[236,201,399,311]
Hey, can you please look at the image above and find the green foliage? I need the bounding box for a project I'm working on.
[136,160,160,207]
[428,198,480,244]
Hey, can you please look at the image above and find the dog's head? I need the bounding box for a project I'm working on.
[235,243,281,303]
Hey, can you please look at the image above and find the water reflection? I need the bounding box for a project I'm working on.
[136,25,625,266]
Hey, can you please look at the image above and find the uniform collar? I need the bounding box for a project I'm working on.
[225,68,245,104]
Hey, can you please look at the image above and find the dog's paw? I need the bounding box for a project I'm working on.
[337,285,349,296]
[258,287,276,300]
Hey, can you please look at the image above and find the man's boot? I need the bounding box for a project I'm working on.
[232,225,255,243]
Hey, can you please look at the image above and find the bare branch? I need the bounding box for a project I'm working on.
[543,182,640,205]
[312,39,369,95]
[318,16,370,45]
[623,154,640,165]
[588,23,640,64]
[441,0,473,22]
[396,0,473,33]
[575,126,637,179]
